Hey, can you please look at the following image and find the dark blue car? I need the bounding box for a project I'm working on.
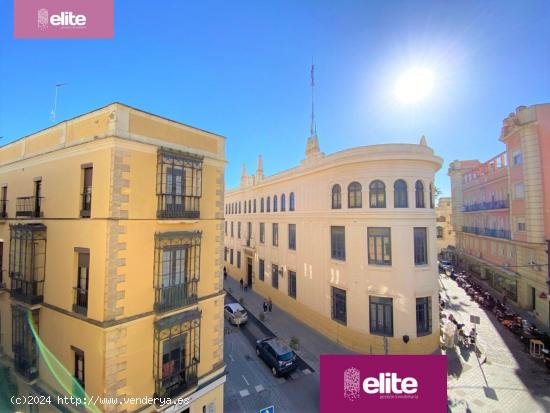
[256,337,297,377]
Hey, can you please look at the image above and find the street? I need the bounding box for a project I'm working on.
[223,295,319,413]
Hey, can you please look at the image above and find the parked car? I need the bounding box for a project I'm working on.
[224,303,248,325]
[256,337,297,376]
[438,260,453,274]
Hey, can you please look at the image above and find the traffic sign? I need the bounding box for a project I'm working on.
[260,406,274,413]
[470,315,480,324]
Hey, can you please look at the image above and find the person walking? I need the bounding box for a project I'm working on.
[223,266,227,280]
[240,278,244,290]
[268,297,273,312]
[244,282,248,292]
[263,300,268,313]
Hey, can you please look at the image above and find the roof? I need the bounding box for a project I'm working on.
[266,338,293,355]
[225,303,245,312]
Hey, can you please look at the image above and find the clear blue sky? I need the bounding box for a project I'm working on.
[1,1,549,195]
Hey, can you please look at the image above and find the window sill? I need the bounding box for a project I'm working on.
[370,331,394,337]
[368,263,392,268]
[158,219,199,225]
[332,318,347,326]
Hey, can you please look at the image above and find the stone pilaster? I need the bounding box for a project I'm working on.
[104,327,128,413]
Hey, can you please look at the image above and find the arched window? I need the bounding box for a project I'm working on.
[415,180,425,208]
[369,180,386,208]
[289,192,295,211]
[273,195,278,212]
[267,196,271,212]
[332,184,341,209]
[394,179,408,208]
[429,183,434,209]
[253,199,257,213]
[281,194,286,211]
[348,182,362,208]
[261,198,264,213]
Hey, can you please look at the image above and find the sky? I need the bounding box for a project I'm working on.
[1,0,549,196]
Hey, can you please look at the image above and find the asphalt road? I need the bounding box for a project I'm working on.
[223,296,319,413]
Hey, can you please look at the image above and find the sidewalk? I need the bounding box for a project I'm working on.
[223,276,353,372]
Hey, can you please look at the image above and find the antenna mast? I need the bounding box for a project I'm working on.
[50,83,66,122]
[310,62,316,136]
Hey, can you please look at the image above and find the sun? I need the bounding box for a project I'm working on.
[394,67,434,104]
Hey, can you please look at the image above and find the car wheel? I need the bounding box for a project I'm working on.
[256,348,260,356]
[271,367,278,377]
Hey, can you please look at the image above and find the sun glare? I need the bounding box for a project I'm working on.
[394,67,434,104]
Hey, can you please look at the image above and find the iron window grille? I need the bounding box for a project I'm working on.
[9,224,47,305]
[156,148,203,219]
[331,287,347,325]
[153,310,200,399]
[12,305,39,381]
[154,231,201,312]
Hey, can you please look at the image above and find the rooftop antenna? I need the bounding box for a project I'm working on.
[310,61,316,136]
[50,83,66,122]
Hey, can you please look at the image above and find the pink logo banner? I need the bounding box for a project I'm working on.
[14,0,114,38]
[320,355,447,413]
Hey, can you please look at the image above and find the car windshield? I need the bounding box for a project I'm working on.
[234,310,246,317]
[278,351,294,362]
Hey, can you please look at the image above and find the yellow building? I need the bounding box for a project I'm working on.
[436,197,455,253]
[224,134,443,355]
[0,103,226,412]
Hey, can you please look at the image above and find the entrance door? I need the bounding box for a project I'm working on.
[247,258,253,289]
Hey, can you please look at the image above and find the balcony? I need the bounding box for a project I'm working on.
[73,287,88,315]
[462,226,511,240]
[154,282,198,312]
[16,197,43,218]
[13,344,38,381]
[9,275,44,305]
[157,195,200,219]
[156,363,198,399]
[0,199,7,218]
[242,238,256,256]
[463,199,509,212]
[80,192,92,218]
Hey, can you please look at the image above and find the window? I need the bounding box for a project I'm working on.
[73,249,90,315]
[267,196,271,212]
[415,180,425,208]
[237,222,241,239]
[394,179,408,208]
[261,198,264,212]
[1,185,7,218]
[230,249,233,265]
[416,297,432,336]
[230,222,234,237]
[157,149,202,219]
[224,247,227,261]
[153,312,200,398]
[288,270,296,298]
[331,287,347,325]
[259,259,265,281]
[272,223,279,246]
[369,296,393,336]
[515,183,524,199]
[154,232,201,312]
[272,264,279,289]
[436,216,446,222]
[348,182,362,208]
[237,251,241,268]
[238,202,241,214]
[517,220,526,231]
[331,226,346,260]
[437,226,444,239]
[429,183,434,209]
[253,199,257,213]
[80,165,93,218]
[12,306,39,380]
[369,180,386,208]
[273,195,278,212]
[414,227,428,265]
[244,201,247,214]
[288,224,296,250]
[367,227,391,265]
[73,348,85,389]
[260,223,265,243]
[281,194,286,211]
[224,221,227,235]
[248,200,251,213]
[512,150,522,166]
[331,184,342,209]
[289,192,295,211]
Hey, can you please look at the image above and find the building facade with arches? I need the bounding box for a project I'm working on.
[224,134,443,354]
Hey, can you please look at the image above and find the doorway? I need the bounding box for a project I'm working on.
[247,257,253,289]
[530,286,536,311]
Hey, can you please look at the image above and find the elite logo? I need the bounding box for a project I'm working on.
[343,368,418,401]
[37,9,87,29]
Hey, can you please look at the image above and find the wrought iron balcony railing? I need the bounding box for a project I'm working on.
[0,199,7,218]
[73,287,89,315]
[13,344,39,381]
[16,197,43,218]
[462,226,511,240]
[156,362,198,400]
[154,282,198,312]
[80,192,92,218]
[157,195,200,219]
[9,273,44,304]
[463,199,509,212]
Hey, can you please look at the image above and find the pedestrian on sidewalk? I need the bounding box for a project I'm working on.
[268,297,273,312]
[223,266,227,280]
[240,278,244,290]
[263,300,268,313]
[244,282,248,292]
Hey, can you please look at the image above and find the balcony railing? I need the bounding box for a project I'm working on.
[0,200,7,218]
[463,199,509,212]
[156,362,198,399]
[73,287,88,315]
[154,282,198,312]
[16,197,43,218]
[13,344,38,381]
[462,226,511,240]
[9,274,44,304]
[157,195,200,219]
[80,192,92,218]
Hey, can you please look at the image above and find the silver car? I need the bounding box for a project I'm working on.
[224,303,248,325]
